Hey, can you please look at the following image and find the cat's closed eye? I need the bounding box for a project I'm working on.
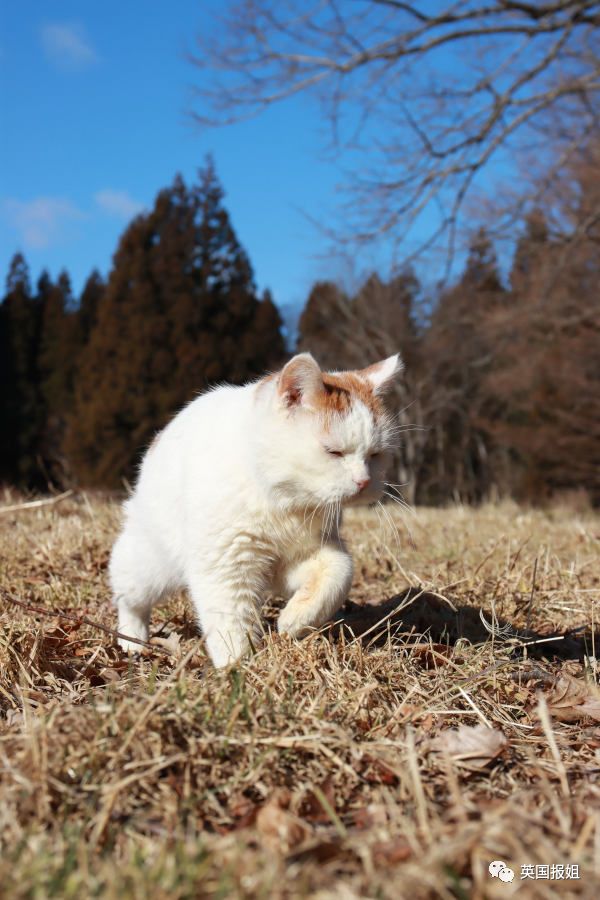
[325,447,344,457]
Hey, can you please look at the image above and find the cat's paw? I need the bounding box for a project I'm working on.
[206,630,257,668]
[277,604,316,639]
[118,637,144,655]
[210,648,244,668]
[117,606,150,654]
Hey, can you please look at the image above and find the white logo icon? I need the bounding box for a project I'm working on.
[489,861,515,883]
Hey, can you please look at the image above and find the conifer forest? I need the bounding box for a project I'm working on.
[2,154,598,504]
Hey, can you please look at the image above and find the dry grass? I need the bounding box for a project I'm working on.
[1,492,600,898]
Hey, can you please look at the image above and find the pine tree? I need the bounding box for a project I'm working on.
[38,271,76,413]
[65,206,177,485]
[297,281,358,367]
[78,270,105,344]
[462,227,504,295]
[66,162,285,486]
[510,210,549,294]
[0,254,44,485]
[483,193,600,501]
[418,229,506,501]
[0,279,12,481]
[242,289,285,375]
[170,159,283,392]
[36,270,80,483]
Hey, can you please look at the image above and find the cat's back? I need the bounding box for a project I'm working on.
[123,380,260,548]
[164,380,255,453]
[136,380,257,494]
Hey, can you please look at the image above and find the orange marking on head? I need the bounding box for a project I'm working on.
[275,353,392,425]
[316,371,384,423]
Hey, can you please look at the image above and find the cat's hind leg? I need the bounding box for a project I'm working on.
[278,544,353,639]
[110,526,175,653]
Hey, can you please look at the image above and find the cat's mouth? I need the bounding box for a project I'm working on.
[344,485,382,507]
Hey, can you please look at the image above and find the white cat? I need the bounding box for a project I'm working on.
[110,352,402,667]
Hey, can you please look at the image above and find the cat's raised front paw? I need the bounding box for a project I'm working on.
[277,604,316,640]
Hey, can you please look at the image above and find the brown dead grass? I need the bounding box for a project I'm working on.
[1,492,600,898]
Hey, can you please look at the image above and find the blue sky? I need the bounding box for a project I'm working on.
[1,1,378,324]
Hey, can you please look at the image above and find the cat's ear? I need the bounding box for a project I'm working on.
[358,354,403,394]
[278,353,324,408]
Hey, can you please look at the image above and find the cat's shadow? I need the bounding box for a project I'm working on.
[326,587,597,662]
[165,587,595,663]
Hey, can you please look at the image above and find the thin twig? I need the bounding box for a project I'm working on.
[0,590,173,655]
[537,694,570,799]
[525,556,538,634]
[0,490,74,515]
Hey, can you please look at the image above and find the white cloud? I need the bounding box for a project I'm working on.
[2,196,86,249]
[94,189,144,220]
[41,23,98,71]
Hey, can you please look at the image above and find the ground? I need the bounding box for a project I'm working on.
[1,493,599,899]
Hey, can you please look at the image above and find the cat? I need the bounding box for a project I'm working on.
[110,351,402,667]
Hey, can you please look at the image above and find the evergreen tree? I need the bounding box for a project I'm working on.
[418,229,505,501]
[482,195,600,501]
[65,203,180,485]
[353,270,420,370]
[0,279,12,481]
[37,270,80,483]
[297,281,357,368]
[510,210,549,294]
[243,288,286,375]
[462,227,504,294]
[170,160,283,392]
[38,271,76,413]
[66,161,285,486]
[78,270,105,344]
[0,254,44,485]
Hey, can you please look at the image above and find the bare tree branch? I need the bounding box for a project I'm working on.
[193,1,600,263]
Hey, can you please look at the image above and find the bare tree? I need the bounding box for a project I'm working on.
[194,1,600,269]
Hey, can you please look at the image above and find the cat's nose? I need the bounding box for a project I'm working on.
[355,477,370,492]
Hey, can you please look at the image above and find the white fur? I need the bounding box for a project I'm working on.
[110,354,400,667]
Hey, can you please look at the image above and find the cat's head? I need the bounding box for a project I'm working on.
[257,352,403,510]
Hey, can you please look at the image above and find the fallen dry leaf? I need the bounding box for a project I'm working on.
[372,837,412,866]
[299,776,336,824]
[353,803,388,830]
[256,789,312,852]
[420,713,435,731]
[74,646,98,657]
[410,643,455,669]
[541,674,600,723]
[99,667,121,684]
[361,755,399,785]
[230,795,260,829]
[287,839,345,864]
[432,724,507,769]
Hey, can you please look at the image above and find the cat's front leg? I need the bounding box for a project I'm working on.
[186,554,268,668]
[278,544,353,639]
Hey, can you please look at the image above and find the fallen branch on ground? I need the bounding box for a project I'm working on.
[0,590,174,655]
